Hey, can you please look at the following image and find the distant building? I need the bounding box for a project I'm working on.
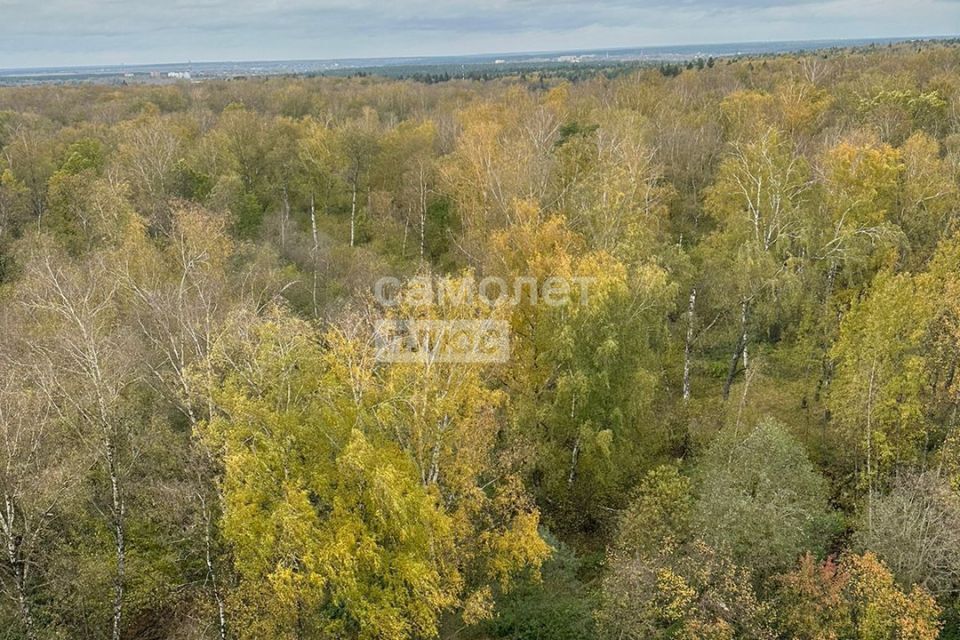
[167,71,191,79]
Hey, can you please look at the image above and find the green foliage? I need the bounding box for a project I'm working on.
[614,465,693,557]
[60,138,105,175]
[484,532,597,640]
[692,419,839,577]
[488,202,676,532]
[830,270,934,494]
[172,158,214,201]
[859,89,948,141]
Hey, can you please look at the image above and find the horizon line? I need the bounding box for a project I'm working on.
[1,33,956,75]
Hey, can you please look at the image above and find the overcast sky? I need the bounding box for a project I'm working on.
[0,0,958,69]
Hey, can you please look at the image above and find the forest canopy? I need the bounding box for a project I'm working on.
[1,40,959,639]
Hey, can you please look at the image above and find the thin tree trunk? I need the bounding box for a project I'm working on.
[200,494,227,640]
[567,396,580,487]
[815,262,840,402]
[567,436,581,487]
[310,194,319,252]
[682,287,697,401]
[280,187,290,252]
[310,194,319,318]
[350,178,358,248]
[722,300,749,401]
[106,435,125,640]
[3,497,36,640]
[866,363,877,536]
[419,163,427,262]
[419,206,426,261]
[734,363,756,435]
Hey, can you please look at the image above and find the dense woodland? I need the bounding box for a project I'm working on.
[1,41,960,639]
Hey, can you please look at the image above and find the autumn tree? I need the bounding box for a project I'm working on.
[18,244,144,640]
[777,552,942,640]
[701,128,810,399]
[0,306,84,640]
[200,286,549,639]
[338,108,382,247]
[599,539,773,640]
[486,200,675,531]
[830,271,934,513]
